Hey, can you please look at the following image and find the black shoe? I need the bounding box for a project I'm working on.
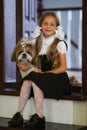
[8,112,24,127]
[23,113,45,128]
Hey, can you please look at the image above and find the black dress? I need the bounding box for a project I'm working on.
[22,55,72,100]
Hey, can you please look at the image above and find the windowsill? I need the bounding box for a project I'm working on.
[0,85,87,101]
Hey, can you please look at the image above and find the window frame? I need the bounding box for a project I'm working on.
[0,0,87,100]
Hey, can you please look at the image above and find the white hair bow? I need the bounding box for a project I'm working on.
[55,26,65,40]
[32,26,41,38]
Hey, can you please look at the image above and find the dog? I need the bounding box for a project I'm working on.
[69,75,81,85]
[11,39,40,78]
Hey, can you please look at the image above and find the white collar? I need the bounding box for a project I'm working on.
[39,34,56,55]
[41,33,56,45]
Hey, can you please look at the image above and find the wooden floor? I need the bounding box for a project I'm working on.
[0,117,87,130]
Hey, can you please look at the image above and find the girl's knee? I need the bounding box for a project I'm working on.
[23,80,31,86]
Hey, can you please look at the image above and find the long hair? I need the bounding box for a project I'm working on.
[46,38,60,68]
[33,12,61,69]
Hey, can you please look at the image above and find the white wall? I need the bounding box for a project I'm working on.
[0,95,87,126]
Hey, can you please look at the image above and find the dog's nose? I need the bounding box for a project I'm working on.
[22,53,26,58]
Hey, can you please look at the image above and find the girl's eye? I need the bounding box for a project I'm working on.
[43,22,47,25]
[50,23,56,27]
[50,24,53,27]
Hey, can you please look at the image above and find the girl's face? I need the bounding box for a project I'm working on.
[41,16,57,38]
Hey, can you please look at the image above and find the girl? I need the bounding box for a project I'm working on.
[8,12,72,128]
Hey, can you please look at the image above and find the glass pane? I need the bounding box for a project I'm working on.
[4,0,16,82]
[62,10,82,83]
[41,0,82,85]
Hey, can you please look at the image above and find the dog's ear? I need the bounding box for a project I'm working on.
[11,48,16,62]
[11,42,20,62]
[11,46,17,62]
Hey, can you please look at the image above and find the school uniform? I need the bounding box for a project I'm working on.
[22,34,72,100]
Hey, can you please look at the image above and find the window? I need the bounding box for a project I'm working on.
[0,0,87,100]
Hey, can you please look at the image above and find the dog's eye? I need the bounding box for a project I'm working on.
[27,51,32,56]
[28,44,32,48]
[20,51,23,53]
[18,51,23,54]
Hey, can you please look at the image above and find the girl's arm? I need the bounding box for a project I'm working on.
[46,53,67,74]
[17,63,41,72]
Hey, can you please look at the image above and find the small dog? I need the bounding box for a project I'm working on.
[69,75,81,85]
[11,39,40,78]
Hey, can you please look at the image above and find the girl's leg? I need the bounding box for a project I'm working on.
[32,82,44,118]
[20,81,45,128]
[8,80,32,127]
[17,80,32,114]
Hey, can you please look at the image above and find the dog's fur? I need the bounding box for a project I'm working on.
[11,39,40,78]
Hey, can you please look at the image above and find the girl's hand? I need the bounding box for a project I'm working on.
[17,63,30,71]
[33,68,41,73]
